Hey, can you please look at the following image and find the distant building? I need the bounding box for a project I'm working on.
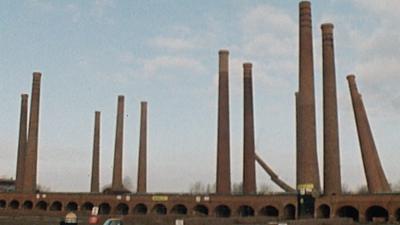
[0,179,15,192]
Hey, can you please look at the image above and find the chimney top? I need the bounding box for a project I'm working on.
[243,63,252,69]
[33,72,42,78]
[321,23,334,31]
[299,1,311,8]
[219,49,229,55]
[346,74,356,81]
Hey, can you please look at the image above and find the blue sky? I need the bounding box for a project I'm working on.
[1,0,400,192]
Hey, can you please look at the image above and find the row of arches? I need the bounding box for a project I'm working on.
[317,204,400,222]
[0,199,295,218]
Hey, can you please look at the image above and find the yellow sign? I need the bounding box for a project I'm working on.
[297,183,314,190]
[152,195,168,201]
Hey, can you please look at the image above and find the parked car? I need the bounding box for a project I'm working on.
[103,218,123,225]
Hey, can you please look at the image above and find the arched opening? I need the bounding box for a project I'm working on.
[365,205,388,222]
[0,200,6,209]
[116,203,129,215]
[81,202,94,212]
[66,202,78,212]
[22,200,33,209]
[49,201,62,211]
[395,208,400,222]
[259,205,279,218]
[152,204,167,215]
[238,205,254,217]
[215,205,231,218]
[132,203,147,215]
[98,203,111,215]
[317,204,330,218]
[9,200,19,209]
[193,204,208,216]
[171,204,187,215]
[336,205,359,222]
[36,201,48,211]
[283,204,295,220]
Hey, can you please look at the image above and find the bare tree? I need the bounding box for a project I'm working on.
[355,185,368,194]
[341,183,352,194]
[258,183,272,194]
[232,182,243,194]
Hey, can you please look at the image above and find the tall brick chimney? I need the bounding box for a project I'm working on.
[137,101,148,193]
[347,75,391,193]
[242,63,256,194]
[321,23,341,195]
[295,92,302,187]
[90,111,101,193]
[111,95,126,192]
[15,94,29,192]
[297,1,320,193]
[216,50,231,194]
[23,72,42,193]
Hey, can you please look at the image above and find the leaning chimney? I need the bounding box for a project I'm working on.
[23,72,42,193]
[321,23,341,195]
[15,94,29,192]
[137,101,148,193]
[242,63,256,194]
[216,49,231,194]
[297,1,320,193]
[347,75,391,193]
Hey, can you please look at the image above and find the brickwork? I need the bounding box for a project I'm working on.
[297,1,320,193]
[90,111,101,193]
[23,72,42,193]
[242,63,256,194]
[347,75,391,193]
[111,96,127,193]
[15,94,28,192]
[216,50,231,194]
[137,101,148,193]
[321,23,341,196]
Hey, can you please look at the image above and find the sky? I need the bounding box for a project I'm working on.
[1,0,400,193]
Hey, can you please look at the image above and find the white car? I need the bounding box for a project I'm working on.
[103,218,123,225]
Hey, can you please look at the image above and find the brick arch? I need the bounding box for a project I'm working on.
[215,205,231,218]
[283,204,296,220]
[237,205,254,217]
[259,205,279,218]
[132,203,147,215]
[193,204,208,216]
[151,204,167,215]
[395,208,400,222]
[81,202,94,213]
[0,200,6,209]
[65,201,78,212]
[317,204,330,218]
[98,202,111,215]
[365,205,388,222]
[336,205,359,222]
[49,201,62,211]
[9,200,19,209]
[170,204,187,215]
[36,201,48,211]
[116,203,129,215]
[22,200,33,209]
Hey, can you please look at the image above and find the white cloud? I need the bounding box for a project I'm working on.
[353,0,400,18]
[92,0,115,17]
[26,0,55,12]
[149,37,196,51]
[143,56,205,76]
[241,4,297,36]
